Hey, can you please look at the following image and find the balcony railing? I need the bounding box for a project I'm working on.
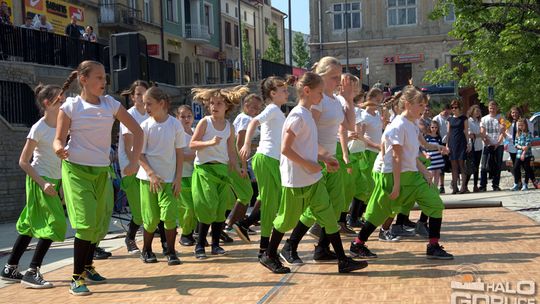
[184,24,210,42]
[99,2,142,30]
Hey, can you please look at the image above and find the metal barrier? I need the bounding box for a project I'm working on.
[0,23,108,69]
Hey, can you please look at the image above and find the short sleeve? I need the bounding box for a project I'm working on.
[175,121,186,149]
[106,95,122,116]
[140,122,148,154]
[480,116,487,129]
[357,110,366,124]
[60,98,74,119]
[285,114,304,136]
[385,124,405,146]
[27,122,41,142]
[233,115,251,134]
[255,105,276,124]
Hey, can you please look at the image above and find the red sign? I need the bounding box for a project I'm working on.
[69,7,84,22]
[195,45,218,59]
[384,56,396,65]
[147,44,160,56]
[396,53,424,63]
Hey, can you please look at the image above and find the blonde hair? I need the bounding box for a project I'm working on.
[191,85,250,115]
[341,73,359,83]
[398,85,425,111]
[311,56,341,76]
[54,60,103,105]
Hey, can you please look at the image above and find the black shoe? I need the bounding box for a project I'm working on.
[403,219,416,230]
[349,241,378,259]
[125,237,140,254]
[391,224,416,237]
[194,246,207,259]
[21,268,53,289]
[279,240,304,266]
[140,250,158,263]
[258,249,266,260]
[415,221,429,238]
[313,245,337,263]
[179,234,196,246]
[427,243,454,260]
[259,253,291,274]
[167,253,182,265]
[94,247,111,260]
[347,218,363,228]
[232,223,251,243]
[247,227,257,235]
[211,245,227,255]
[161,242,168,256]
[492,186,501,191]
[439,186,445,194]
[1,264,23,282]
[378,228,401,242]
[219,231,234,243]
[339,222,358,236]
[478,187,487,192]
[338,257,368,273]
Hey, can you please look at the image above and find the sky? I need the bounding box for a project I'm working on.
[272,0,310,34]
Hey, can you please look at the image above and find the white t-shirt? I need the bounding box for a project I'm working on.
[136,116,186,183]
[468,118,483,152]
[433,113,449,143]
[348,107,366,153]
[311,94,344,155]
[27,118,61,179]
[182,131,194,177]
[358,109,383,153]
[61,95,121,167]
[480,114,502,146]
[255,103,285,160]
[118,106,149,176]
[33,21,53,32]
[280,105,322,188]
[233,112,259,138]
[194,116,231,165]
[380,115,420,173]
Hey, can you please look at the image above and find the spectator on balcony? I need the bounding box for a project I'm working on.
[83,26,97,42]
[65,16,81,39]
[33,15,53,32]
[20,15,34,29]
[0,1,12,25]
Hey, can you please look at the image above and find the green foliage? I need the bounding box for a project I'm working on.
[427,0,540,112]
[292,32,310,68]
[263,24,283,64]
[241,24,252,73]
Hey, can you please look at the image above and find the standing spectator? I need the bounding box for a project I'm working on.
[83,26,97,42]
[432,103,451,193]
[511,118,537,191]
[420,104,432,131]
[0,1,12,25]
[20,15,34,29]
[65,16,81,39]
[33,15,54,32]
[447,100,469,194]
[466,105,483,192]
[479,101,505,192]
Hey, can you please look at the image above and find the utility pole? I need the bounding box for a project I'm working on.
[288,0,292,68]
[238,0,244,84]
[345,0,349,73]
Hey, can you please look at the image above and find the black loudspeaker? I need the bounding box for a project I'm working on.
[109,32,149,93]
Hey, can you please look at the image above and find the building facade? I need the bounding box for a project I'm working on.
[309,0,459,87]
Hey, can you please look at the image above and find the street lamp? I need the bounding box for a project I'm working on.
[326,0,349,73]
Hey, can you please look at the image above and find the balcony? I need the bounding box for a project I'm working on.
[184,24,210,43]
[98,2,142,31]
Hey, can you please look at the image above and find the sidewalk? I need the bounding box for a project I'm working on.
[0,171,539,303]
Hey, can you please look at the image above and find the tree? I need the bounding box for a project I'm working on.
[424,0,540,111]
[263,24,283,63]
[292,32,310,68]
[241,24,253,75]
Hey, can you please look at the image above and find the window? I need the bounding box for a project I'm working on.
[235,7,238,18]
[225,3,229,14]
[166,0,178,22]
[332,2,362,31]
[234,24,239,47]
[444,4,455,22]
[225,21,232,45]
[244,11,247,21]
[264,17,270,33]
[264,0,270,5]
[204,3,213,34]
[388,0,416,26]
[143,0,151,22]
[128,0,136,9]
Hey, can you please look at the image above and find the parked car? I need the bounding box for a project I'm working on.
[420,82,456,94]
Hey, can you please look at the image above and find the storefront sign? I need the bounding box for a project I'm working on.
[384,53,424,65]
[24,0,85,34]
[194,45,218,59]
[147,44,160,56]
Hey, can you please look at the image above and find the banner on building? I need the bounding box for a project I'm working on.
[24,0,85,34]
